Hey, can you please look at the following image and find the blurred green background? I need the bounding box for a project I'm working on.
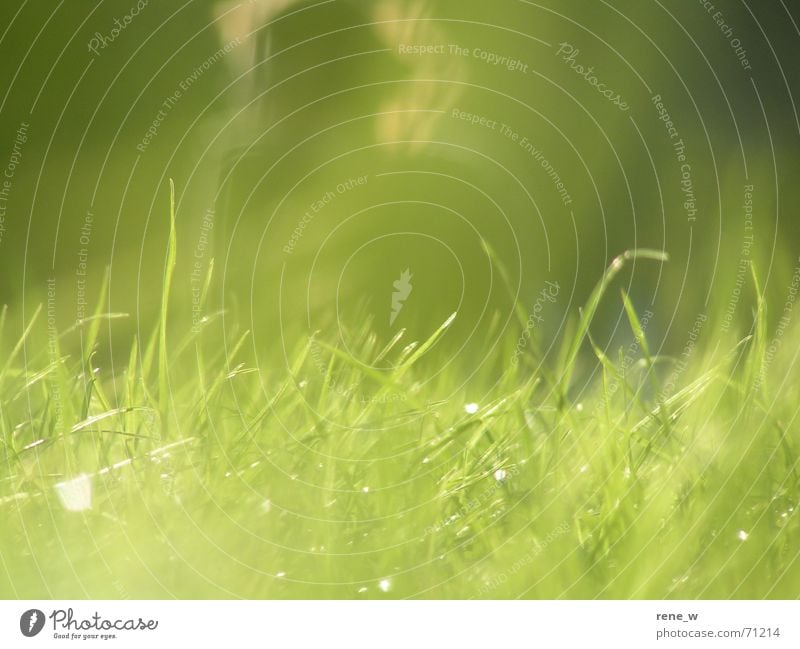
[1,0,797,363]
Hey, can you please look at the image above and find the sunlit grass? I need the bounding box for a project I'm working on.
[1,198,799,600]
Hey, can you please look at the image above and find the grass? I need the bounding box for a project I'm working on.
[1,197,799,600]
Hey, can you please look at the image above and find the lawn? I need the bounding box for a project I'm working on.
[2,195,798,599]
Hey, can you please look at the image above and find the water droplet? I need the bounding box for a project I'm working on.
[276,571,286,578]
[378,579,391,592]
[464,403,479,414]
[362,486,370,493]
[580,465,588,474]
[54,474,92,512]
[261,499,272,513]
[494,469,507,482]
[737,529,749,541]
[357,587,368,593]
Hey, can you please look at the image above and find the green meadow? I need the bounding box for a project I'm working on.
[1,0,799,599]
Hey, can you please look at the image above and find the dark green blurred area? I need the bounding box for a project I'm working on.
[0,0,798,367]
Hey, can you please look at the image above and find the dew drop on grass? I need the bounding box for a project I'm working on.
[54,474,92,512]
[378,579,391,592]
[464,402,479,414]
[737,530,749,541]
[494,469,507,482]
[362,486,370,493]
[276,571,286,578]
[357,587,368,593]
[261,499,272,513]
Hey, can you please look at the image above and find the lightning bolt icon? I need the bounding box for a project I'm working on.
[390,268,413,325]
[28,611,38,632]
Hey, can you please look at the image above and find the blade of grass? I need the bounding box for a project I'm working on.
[558,249,668,403]
[158,179,178,427]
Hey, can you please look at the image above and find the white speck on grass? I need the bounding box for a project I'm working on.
[357,587,368,593]
[378,579,391,592]
[362,486,370,493]
[261,499,272,513]
[580,465,588,474]
[737,530,749,541]
[54,474,92,512]
[494,469,507,482]
[276,571,286,578]
[464,402,479,414]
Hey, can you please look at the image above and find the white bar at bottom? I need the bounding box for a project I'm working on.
[1,600,796,648]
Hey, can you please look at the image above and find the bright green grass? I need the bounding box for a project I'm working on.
[1,196,799,599]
